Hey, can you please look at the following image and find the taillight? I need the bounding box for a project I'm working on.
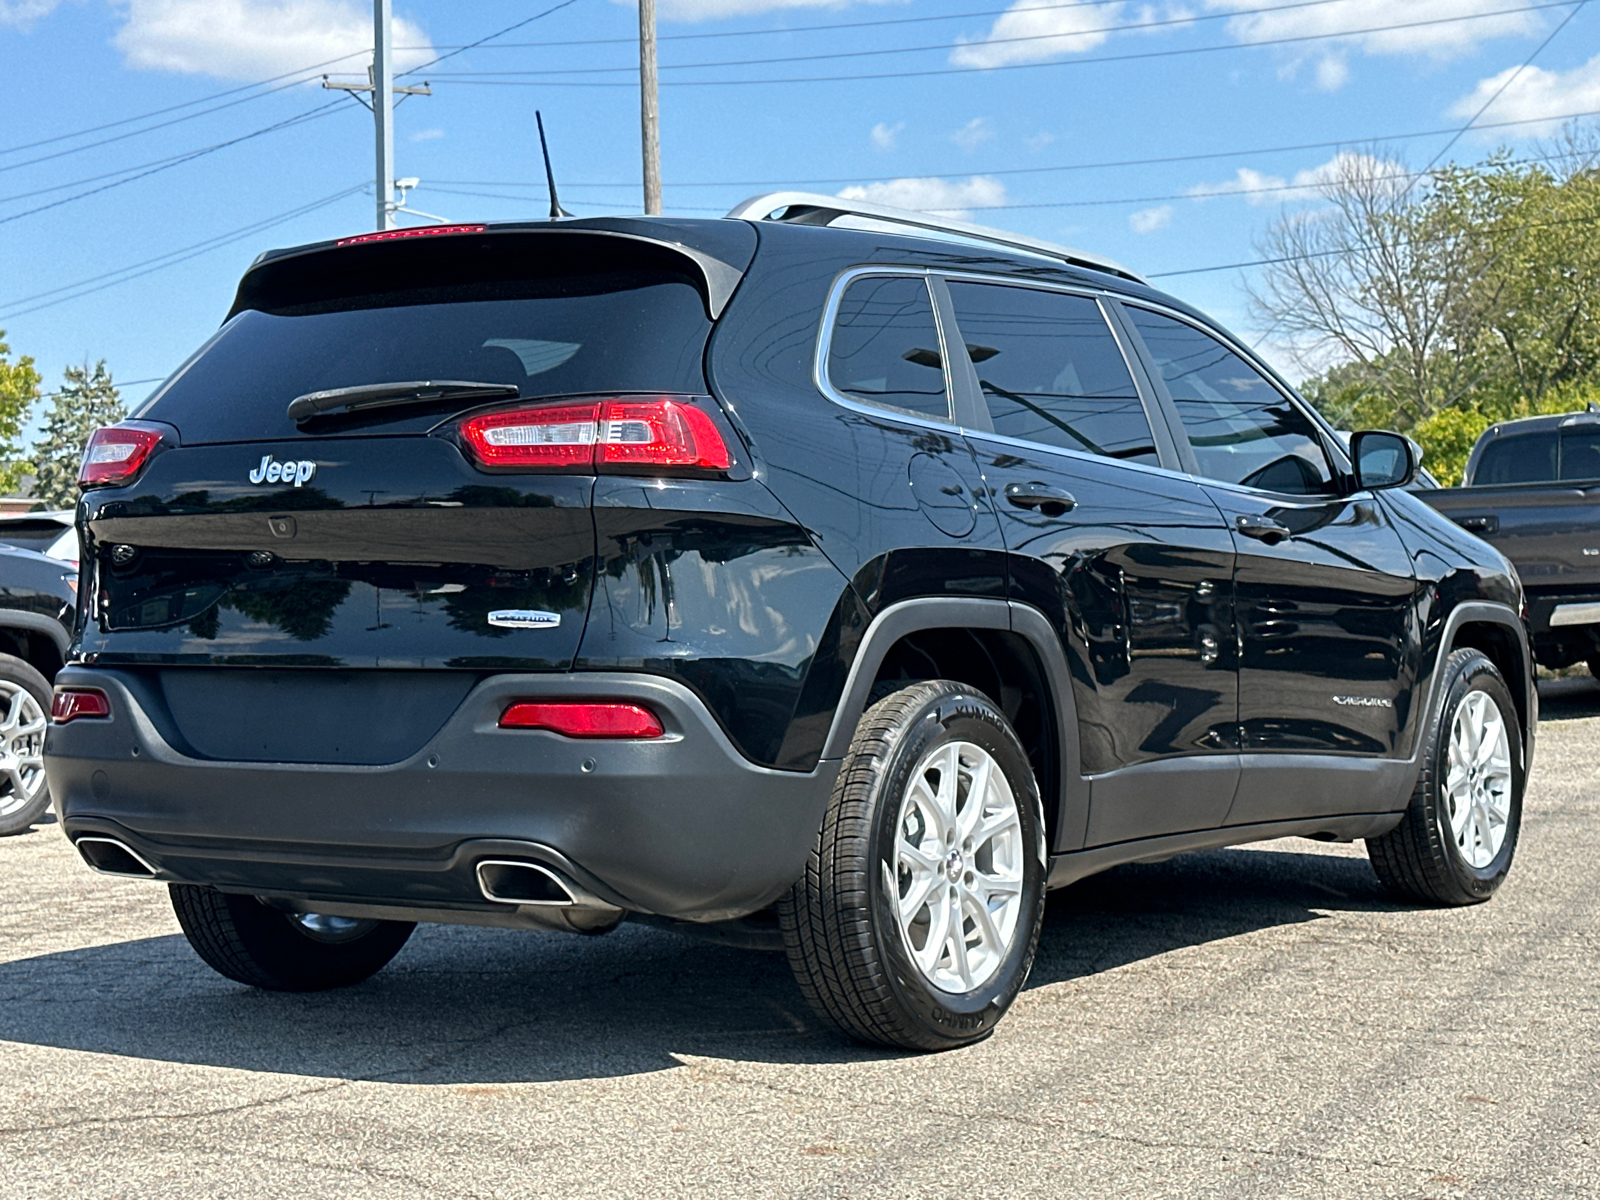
[499,700,665,738]
[458,396,732,473]
[78,423,166,489]
[51,688,110,723]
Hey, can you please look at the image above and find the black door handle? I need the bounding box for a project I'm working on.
[1005,482,1077,516]
[1235,513,1291,544]
[1456,515,1498,534]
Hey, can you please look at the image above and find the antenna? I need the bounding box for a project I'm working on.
[536,111,572,221]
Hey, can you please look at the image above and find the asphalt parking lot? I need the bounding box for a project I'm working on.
[2,680,1597,1200]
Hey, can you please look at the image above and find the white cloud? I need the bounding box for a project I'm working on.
[409,127,444,142]
[870,121,904,152]
[1024,130,1056,151]
[1129,205,1172,234]
[952,0,1124,70]
[836,176,1007,219]
[1448,53,1600,131]
[1206,0,1543,61]
[114,0,434,81]
[1187,166,1288,204]
[952,117,995,152]
[1187,152,1405,204]
[1314,53,1348,91]
[0,0,60,26]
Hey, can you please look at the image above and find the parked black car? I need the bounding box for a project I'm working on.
[0,540,74,835]
[1418,408,1600,674]
[43,197,1535,1049]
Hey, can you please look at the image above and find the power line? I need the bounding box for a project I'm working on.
[398,0,584,77]
[429,0,1570,78]
[0,102,349,228]
[0,50,373,161]
[0,184,368,322]
[435,2,1583,86]
[425,107,1600,194]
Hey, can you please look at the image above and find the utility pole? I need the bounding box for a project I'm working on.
[373,0,394,230]
[322,0,431,230]
[639,0,661,216]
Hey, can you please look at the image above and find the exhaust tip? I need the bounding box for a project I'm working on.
[76,836,159,879]
[476,860,577,906]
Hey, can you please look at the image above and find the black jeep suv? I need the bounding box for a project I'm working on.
[43,196,1535,1050]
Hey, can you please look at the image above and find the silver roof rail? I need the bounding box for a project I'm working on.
[725,190,1145,284]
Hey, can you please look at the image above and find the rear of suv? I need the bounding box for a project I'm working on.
[45,198,1535,1050]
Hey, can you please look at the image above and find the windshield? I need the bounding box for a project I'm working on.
[139,267,712,444]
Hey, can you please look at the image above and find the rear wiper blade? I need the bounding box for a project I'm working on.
[288,380,521,422]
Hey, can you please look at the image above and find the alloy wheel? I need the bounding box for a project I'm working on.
[1443,689,1513,869]
[0,681,47,820]
[889,740,1025,993]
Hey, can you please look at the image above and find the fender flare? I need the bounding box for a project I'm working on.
[0,608,71,659]
[1425,600,1535,772]
[820,597,1089,851]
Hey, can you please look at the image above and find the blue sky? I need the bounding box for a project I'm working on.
[2,0,1598,445]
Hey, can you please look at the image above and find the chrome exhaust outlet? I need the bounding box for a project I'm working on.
[475,859,624,934]
[75,836,160,879]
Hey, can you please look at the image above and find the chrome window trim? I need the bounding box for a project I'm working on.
[814,266,1196,485]
[814,267,958,427]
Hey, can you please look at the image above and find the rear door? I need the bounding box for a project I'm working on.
[941,278,1240,848]
[1120,304,1418,825]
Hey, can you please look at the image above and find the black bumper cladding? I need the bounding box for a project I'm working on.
[44,668,836,923]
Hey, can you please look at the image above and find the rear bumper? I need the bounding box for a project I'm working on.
[43,667,837,922]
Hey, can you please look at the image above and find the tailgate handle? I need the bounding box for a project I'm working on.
[1457,515,1498,534]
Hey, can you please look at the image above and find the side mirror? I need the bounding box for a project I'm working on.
[1351,430,1417,490]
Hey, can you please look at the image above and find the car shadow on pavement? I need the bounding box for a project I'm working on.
[0,845,1396,1082]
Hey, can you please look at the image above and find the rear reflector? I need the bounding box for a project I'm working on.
[52,688,110,723]
[79,423,166,489]
[336,224,487,246]
[459,396,731,473]
[499,701,665,739]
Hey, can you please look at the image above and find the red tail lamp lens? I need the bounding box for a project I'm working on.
[79,423,165,488]
[499,701,665,739]
[458,397,731,472]
[336,224,487,246]
[52,688,110,723]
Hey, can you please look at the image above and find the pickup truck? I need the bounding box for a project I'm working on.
[1419,408,1600,674]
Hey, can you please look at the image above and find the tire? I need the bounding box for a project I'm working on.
[170,884,415,991]
[0,653,53,837]
[778,680,1048,1051]
[1366,649,1524,905]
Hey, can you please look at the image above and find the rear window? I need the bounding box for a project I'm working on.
[141,251,712,444]
[1475,433,1557,484]
[1560,427,1600,480]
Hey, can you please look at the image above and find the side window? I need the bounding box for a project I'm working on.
[1127,307,1334,495]
[1477,433,1556,484]
[1560,428,1600,481]
[826,275,950,420]
[946,282,1157,465]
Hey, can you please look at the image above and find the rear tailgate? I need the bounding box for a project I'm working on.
[73,226,750,764]
[1419,484,1600,592]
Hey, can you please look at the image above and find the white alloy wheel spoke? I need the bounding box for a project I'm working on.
[917,890,953,975]
[0,688,22,734]
[956,751,991,843]
[948,896,974,989]
[899,867,943,924]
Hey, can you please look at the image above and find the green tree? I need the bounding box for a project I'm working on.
[0,331,41,495]
[32,360,124,510]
